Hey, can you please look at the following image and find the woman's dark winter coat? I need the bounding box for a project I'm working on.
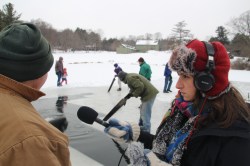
[138,107,250,166]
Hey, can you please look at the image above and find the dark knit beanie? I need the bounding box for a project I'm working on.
[118,71,127,81]
[0,23,54,82]
[138,57,144,62]
[169,39,230,98]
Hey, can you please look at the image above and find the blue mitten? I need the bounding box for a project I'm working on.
[104,119,140,143]
[126,142,173,166]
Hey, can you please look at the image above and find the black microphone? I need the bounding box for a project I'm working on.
[77,106,109,127]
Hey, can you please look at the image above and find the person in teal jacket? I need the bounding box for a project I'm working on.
[138,57,152,81]
[118,71,159,132]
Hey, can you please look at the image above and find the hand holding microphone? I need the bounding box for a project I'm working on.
[77,106,140,144]
[104,119,140,143]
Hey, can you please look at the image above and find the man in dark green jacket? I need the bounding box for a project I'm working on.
[118,71,159,132]
[138,57,152,81]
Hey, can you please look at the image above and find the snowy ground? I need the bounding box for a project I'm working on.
[40,50,250,134]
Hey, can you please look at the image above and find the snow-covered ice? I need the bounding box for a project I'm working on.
[40,50,250,134]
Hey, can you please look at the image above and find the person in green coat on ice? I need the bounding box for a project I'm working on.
[117,71,159,132]
[138,57,152,81]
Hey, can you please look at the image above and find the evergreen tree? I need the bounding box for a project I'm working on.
[209,26,229,45]
[0,3,21,31]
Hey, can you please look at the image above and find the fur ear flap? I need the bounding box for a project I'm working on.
[168,45,196,75]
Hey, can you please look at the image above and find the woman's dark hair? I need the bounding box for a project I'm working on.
[196,86,250,128]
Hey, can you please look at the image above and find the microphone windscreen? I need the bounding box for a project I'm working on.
[77,106,98,124]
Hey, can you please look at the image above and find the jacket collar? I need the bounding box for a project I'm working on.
[0,74,45,102]
[193,120,250,139]
[139,62,145,66]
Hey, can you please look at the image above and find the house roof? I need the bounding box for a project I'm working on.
[136,40,158,46]
[121,44,136,50]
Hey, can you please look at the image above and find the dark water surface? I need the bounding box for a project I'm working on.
[32,94,129,166]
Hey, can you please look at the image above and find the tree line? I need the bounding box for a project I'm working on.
[0,3,249,59]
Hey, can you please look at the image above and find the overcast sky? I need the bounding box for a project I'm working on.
[1,0,249,40]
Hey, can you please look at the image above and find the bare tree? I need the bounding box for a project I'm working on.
[128,35,137,41]
[88,31,101,50]
[59,29,75,51]
[153,32,163,40]
[231,34,250,58]
[31,19,58,49]
[96,28,104,39]
[171,21,193,44]
[159,37,179,51]
[145,33,153,40]
[227,10,250,58]
[137,35,145,40]
[110,40,121,51]
[228,10,250,37]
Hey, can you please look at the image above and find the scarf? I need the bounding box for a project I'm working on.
[152,95,198,166]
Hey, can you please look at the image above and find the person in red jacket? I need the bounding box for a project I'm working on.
[61,68,68,85]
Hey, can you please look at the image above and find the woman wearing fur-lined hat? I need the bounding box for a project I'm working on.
[104,39,250,166]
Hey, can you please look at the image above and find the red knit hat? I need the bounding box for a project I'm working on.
[169,39,231,99]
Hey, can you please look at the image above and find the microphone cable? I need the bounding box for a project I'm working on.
[111,139,129,166]
[118,147,128,166]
